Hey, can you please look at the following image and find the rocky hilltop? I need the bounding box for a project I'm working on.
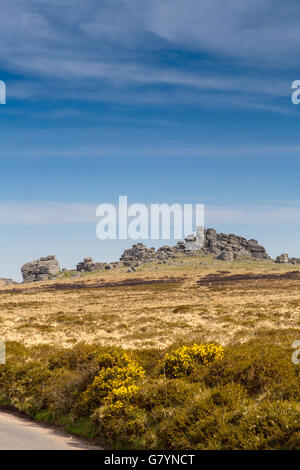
[20,228,270,282]
[119,228,269,266]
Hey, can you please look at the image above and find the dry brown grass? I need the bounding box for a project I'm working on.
[1,255,300,349]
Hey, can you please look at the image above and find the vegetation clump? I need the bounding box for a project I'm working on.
[79,350,145,414]
[164,343,224,378]
[0,334,299,449]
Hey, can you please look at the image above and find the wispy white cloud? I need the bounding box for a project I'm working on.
[0,202,97,225]
[206,205,300,226]
[0,0,298,111]
[2,143,300,160]
[0,201,300,227]
[7,58,289,98]
[149,0,300,67]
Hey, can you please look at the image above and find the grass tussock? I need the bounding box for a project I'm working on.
[0,333,299,450]
[0,259,299,348]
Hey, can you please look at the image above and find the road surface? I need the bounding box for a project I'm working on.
[0,411,100,450]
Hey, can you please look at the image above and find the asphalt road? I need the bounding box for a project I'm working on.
[0,411,100,450]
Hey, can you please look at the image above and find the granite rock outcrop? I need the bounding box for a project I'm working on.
[21,255,60,283]
[276,253,300,265]
[118,228,270,267]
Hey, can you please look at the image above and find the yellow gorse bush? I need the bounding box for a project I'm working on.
[164,343,224,378]
[79,350,145,417]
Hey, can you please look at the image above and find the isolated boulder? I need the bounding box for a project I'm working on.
[276,253,300,265]
[76,257,109,272]
[276,253,290,264]
[21,255,60,282]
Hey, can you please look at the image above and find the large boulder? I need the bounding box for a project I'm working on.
[276,253,300,265]
[120,243,157,266]
[276,253,290,264]
[119,241,185,266]
[186,227,270,261]
[21,255,60,282]
[76,257,108,272]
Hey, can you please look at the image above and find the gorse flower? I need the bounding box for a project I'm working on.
[164,343,224,378]
[79,350,145,416]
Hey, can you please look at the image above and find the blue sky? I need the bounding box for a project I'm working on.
[1,0,300,280]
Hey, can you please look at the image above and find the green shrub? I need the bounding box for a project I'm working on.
[203,341,300,399]
[135,378,197,411]
[210,382,249,408]
[92,404,147,447]
[217,400,300,450]
[0,359,52,413]
[0,339,299,449]
[158,386,300,450]
[158,382,247,449]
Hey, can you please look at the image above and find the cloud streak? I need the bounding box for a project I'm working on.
[0,202,97,225]
[206,205,300,226]
[0,0,298,111]
[0,201,300,227]
[2,143,300,160]
[149,0,300,67]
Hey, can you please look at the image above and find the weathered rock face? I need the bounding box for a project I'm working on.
[276,253,300,265]
[290,258,300,265]
[120,243,157,266]
[185,227,204,251]
[157,242,186,259]
[119,241,185,266]
[200,228,269,260]
[276,253,290,264]
[119,228,269,267]
[76,257,108,272]
[21,255,60,282]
